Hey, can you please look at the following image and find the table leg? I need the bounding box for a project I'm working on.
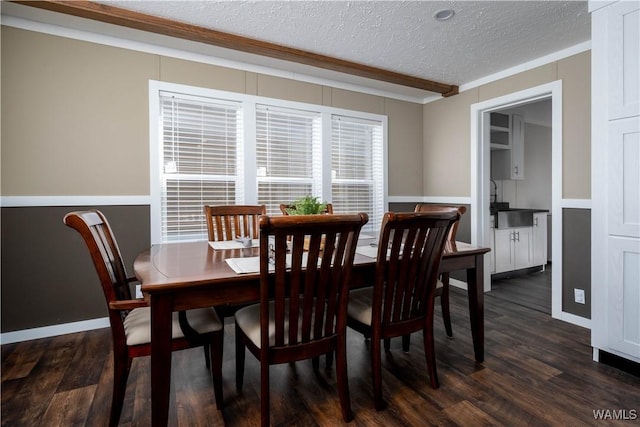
[151,294,173,426]
[466,254,485,362]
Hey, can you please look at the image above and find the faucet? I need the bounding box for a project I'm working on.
[490,179,498,204]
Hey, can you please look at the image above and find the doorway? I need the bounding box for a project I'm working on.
[470,81,564,320]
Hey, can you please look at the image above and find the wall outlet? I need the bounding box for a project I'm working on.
[574,288,585,304]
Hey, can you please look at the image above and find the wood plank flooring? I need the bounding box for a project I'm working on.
[489,264,552,314]
[3,287,639,426]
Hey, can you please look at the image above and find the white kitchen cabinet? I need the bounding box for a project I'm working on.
[490,112,511,149]
[493,227,532,274]
[490,113,525,180]
[532,212,548,268]
[591,0,640,363]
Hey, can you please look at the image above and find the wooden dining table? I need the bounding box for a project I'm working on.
[134,238,490,426]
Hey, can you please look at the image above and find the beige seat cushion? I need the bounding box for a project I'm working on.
[235,300,325,349]
[347,287,374,326]
[123,307,222,346]
[348,281,443,326]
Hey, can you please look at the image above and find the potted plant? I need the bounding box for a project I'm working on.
[283,195,330,250]
[284,195,328,215]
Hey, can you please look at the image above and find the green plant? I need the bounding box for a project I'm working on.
[286,195,328,215]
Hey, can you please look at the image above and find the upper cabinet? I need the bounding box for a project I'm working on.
[491,112,525,180]
[608,1,640,120]
[490,112,511,149]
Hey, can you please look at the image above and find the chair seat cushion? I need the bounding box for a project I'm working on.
[347,287,374,326]
[235,300,324,349]
[348,282,442,326]
[124,307,222,346]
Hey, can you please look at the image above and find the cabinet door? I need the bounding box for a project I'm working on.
[532,213,548,267]
[513,227,532,269]
[607,237,640,358]
[608,1,640,120]
[494,228,514,273]
[511,114,525,180]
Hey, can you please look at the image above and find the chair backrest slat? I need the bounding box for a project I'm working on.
[204,205,266,241]
[374,211,459,329]
[259,213,368,351]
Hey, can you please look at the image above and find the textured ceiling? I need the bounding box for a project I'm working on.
[97,0,591,85]
[3,1,591,100]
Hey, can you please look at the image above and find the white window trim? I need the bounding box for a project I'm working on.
[149,80,388,244]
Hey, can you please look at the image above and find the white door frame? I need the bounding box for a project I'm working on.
[470,80,564,320]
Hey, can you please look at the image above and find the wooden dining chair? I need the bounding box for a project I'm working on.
[234,212,368,426]
[414,204,467,338]
[64,210,224,426]
[204,204,267,319]
[346,211,458,409]
[279,202,333,215]
[204,204,266,241]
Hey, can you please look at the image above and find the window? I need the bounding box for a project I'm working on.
[150,81,387,243]
[331,116,384,235]
[157,92,242,242]
[256,105,322,216]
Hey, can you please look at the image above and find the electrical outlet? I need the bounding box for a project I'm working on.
[574,288,585,304]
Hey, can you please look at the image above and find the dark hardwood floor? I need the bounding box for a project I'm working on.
[3,286,639,426]
[489,264,552,314]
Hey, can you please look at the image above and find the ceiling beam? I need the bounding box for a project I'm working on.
[13,0,459,97]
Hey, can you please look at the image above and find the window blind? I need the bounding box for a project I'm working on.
[160,92,242,241]
[151,82,386,244]
[331,115,384,233]
[255,105,322,215]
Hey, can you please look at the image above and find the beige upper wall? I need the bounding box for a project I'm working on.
[1,27,157,196]
[558,52,591,199]
[423,51,591,199]
[423,89,478,197]
[1,26,424,197]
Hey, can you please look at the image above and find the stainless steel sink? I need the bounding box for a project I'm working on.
[496,209,534,228]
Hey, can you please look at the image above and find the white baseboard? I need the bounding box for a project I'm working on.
[1,317,110,345]
[558,311,591,329]
[449,278,468,290]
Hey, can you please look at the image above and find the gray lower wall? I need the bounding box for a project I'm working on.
[1,203,589,333]
[1,206,150,332]
[562,208,591,318]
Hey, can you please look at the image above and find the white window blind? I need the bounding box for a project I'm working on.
[160,92,242,242]
[151,82,387,243]
[331,115,384,233]
[255,105,322,215]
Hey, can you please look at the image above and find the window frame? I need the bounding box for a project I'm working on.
[149,80,388,243]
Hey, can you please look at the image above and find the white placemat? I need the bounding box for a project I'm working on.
[209,240,259,250]
[356,244,401,259]
[225,256,263,274]
[358,233,377,240]
[356,245,379,258]
[226,253,316,274]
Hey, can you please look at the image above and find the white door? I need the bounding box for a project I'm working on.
[591,0,640,362]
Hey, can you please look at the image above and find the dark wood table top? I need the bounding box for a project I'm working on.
[135,239,490,294]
